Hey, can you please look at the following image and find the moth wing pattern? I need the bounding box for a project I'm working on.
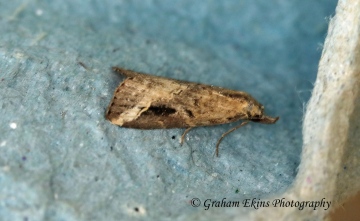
[106,67,190,128]
[106,67,260,129]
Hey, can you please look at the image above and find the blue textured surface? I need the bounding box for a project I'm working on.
[0,0,336,220]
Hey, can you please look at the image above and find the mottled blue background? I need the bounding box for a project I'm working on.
[0,0,336,220]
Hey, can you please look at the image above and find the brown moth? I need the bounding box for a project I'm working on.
[106,67,279,156]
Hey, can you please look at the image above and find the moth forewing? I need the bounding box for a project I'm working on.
[106,67,279,156]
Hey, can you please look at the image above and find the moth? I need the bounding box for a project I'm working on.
[106,67,279,156]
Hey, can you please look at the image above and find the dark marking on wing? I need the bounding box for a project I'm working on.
[143,105,177,116]
[193,98,200,106]
[185,109,194,118]
[221,92,247,100]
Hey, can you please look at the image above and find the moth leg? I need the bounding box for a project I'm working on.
[180,127,193,145]
[215,121,249,157]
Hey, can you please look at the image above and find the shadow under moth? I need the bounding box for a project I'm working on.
[106,67,279,157]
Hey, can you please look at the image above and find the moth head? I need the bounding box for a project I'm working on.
[250,103,279,124]
[247,100,264,120]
